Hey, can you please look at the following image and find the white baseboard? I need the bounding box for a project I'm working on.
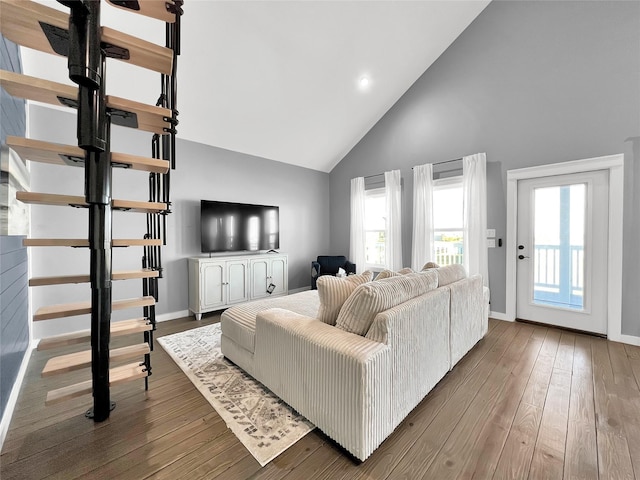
[489,311,513,322]
[1,339,35,451]
[156,310,191,323]
[612,333,640,347]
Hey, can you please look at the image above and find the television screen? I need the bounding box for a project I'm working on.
[201,200,280,253]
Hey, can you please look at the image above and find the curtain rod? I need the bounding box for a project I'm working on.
[411,157,463,169]
[364,156,464,178]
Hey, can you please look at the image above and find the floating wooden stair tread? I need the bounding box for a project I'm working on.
[17,191,167,213]
[106,0,178,23]
[45,361,148,405]
[0,0,173,74]
[23,238,163,248]
[0,69,76,106]
[38,318,151,351]
[30,269,158,287]
[6,136,169,173]
[0,70,172,135]
[42,343,150,377]
[34,296,155,321]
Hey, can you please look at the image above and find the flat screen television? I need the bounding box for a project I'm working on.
[201,200,280,253]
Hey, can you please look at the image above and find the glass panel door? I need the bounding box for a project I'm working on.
[532,183,585,310]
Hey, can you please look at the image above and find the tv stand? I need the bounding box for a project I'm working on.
[188,253,288,320]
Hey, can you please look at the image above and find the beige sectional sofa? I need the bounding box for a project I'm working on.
[220,264,489,461]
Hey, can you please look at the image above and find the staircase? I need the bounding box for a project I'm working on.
[0,0,183,421]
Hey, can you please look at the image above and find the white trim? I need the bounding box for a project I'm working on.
[618,334,640,347]
[489,311,512,322]
[0,339,35,451]
[156,310,191,323]
[505,154,624,340]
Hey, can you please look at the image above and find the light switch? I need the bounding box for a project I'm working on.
[487,228,496,238]
[488,238,496,248]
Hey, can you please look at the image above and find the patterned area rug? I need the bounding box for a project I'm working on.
[157,323,315,466]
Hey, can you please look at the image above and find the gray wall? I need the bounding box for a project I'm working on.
[1,35,29,420]
[329,1,640,335]
[28,105,330,339]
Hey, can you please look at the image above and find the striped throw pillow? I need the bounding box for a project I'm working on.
[436,264,467,286]
[316,271,373,325]
[336,270,438,336]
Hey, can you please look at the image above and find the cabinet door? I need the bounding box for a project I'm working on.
[269,257,287,296]
[201,262,225,309]
[250,258,270,299]
[227,260,249,304]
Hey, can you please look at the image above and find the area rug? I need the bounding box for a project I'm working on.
[157,323,315,466]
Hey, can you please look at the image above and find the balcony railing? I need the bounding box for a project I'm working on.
[533,244,584,309]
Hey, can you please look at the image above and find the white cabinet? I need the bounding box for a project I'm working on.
[250,255,288,299]
[188,253,288,320]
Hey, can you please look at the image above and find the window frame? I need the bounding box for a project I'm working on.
[364,187,387,271]
[433,175,464,266]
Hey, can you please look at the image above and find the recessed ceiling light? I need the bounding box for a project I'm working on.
[359,76,370,89]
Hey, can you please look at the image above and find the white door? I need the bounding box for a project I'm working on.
[227,260,249,304]
[516,170,609,334]
[269,257,287,295]
[250,258,270,299]
[201,262,225,309]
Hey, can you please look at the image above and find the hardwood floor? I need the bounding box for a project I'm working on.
[2,316,639,479]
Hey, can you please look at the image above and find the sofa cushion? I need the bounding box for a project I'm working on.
[221,290,321,353]
[436,264,467,286]
[316,271,373,325]
[336,270,438,336]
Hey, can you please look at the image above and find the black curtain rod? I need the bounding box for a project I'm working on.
[364,156,464,179]
[364,173,385,179]
[411,157,463,169]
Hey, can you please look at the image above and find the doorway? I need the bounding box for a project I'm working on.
[516,171,609,334]
[505,154,624,340]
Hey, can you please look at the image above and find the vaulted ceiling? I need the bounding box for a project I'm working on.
[21,1,490,172]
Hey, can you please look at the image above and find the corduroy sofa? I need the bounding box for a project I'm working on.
[220,264,489,461]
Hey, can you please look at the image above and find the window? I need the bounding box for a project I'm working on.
[364,188,386,269]
[433,178,463,266]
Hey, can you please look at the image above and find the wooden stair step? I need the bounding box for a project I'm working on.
[16,191,167,213]
[34,296,155,321]
[0,70,172,135]
[30,269,159,287]
[38,318,152,350]
[106,0,179,23]
[6,136,169,173]
[0,0,173,74]
[42,343,150,377]
[23,238,162,248]
[45,361,148,405]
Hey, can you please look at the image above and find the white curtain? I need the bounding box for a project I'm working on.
[411,163,434,271]
[384,170,403,270]
[462,153,488,287]
[350,177,366,273]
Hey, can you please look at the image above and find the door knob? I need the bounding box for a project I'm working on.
[518,255,529,260]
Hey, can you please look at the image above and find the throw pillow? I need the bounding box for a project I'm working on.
[376,268,414,280]
[375,270,398,280]
[421,261,440,270]
[316,271,373,325]
[336,270,438,336]
[436,264,467,286]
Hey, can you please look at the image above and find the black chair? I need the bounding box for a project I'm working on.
[311,255,356,289]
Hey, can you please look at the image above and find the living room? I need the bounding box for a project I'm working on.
[1,0,639,478]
